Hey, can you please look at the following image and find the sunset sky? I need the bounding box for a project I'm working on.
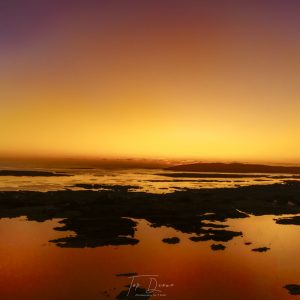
[1,1,299,163]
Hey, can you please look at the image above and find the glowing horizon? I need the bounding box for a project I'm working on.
[1,1,299,163]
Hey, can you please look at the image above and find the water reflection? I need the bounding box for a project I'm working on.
[1,214,300,299]
[1,170,300,299]
[0,168,299,193]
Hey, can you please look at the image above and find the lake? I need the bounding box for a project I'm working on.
[0,168,300,299]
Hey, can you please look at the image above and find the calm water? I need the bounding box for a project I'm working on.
[0,168,300,299]
[0,215,300,300]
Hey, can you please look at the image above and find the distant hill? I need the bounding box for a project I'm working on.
[166,163,300,174]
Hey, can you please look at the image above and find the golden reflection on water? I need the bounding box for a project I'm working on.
[0,168,297,193]
[0,215,300,299]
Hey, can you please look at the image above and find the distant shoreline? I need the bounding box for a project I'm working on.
[166,162,300,174]
[0,170,71,177]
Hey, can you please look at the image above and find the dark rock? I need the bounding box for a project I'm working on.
[72,183,140,192]
[251,247,270,252]
[162,237,180,244]
[190,230,242,243]
[211,244,226,251]
[116,272,138,277]
[275,216,300,225]
[284,284,300,295]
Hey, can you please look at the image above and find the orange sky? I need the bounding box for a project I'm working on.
[0,1,299,163]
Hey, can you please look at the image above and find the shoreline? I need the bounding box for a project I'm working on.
[1,182,300,248]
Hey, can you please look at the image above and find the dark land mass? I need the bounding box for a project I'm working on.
[72,183,140,192]
[0,170,72,177]
[271,175,300,179]
[252,247,270,252]
[275,216,300,225]
[190,230,242,242]
[148,179,235,183]
[147,179,200,182]
[211,244,226,251]
[158,172,266,178]
[69,167,95,170]
[166,162,300,174]
[162,237,180,244]
[116,273,138,277]
[0,182,300,248]
[284,284,300,295]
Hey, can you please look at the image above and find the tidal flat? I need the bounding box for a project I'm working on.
[1,181,300,299]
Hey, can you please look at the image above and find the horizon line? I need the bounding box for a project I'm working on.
[0,154,300,167]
